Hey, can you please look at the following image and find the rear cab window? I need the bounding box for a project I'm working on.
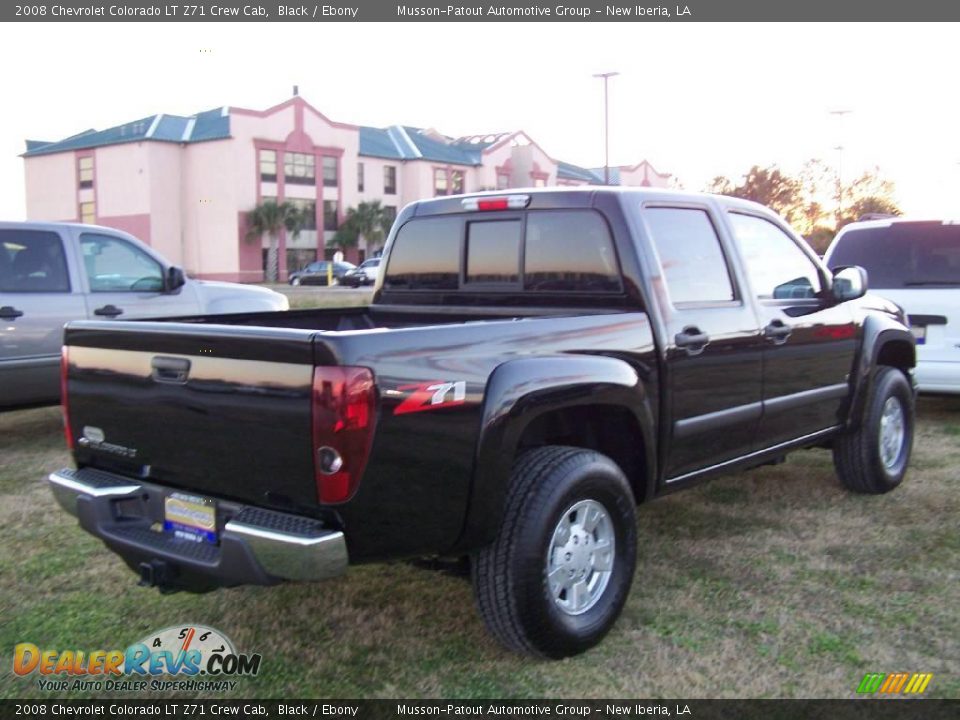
[383,210,622,294]
[828,222,960,289]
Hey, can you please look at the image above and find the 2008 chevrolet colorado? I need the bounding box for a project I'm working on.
[49,188,916,658]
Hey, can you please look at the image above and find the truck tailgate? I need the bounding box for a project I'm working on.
[63,321,321,513]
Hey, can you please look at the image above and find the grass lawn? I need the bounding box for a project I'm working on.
[1,398,957,700]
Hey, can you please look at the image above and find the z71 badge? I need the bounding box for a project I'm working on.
[393,381,467,415]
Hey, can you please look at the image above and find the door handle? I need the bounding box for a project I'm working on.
[94,304,124,318]
[151,356,191,384]
[675,326,710,355]
[0,305,24,320]
[764,320,792,344]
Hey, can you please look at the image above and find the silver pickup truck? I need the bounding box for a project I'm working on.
[0,221,288,408]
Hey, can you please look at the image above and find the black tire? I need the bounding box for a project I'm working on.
[472,446,637,658]
[833,366,914,494]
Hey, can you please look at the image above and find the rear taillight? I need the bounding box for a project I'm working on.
[311,366,376,504]
[60,347,74,450]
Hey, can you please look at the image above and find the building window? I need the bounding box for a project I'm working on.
[496,173,510,190]
[259,149,277,182]
[323,200,339,231]
[289,199,317,230]
[533,177,547,188]
[434,168,448,197]
[284,152,315,185]
[451,170,465,195]
[322,156,338,188]
[80,201,96,225]
[357,163,364,192]
[77,156,94,189]
[383,205,397,228]
[384,166,397,195]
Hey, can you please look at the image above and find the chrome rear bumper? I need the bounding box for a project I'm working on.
[49,468,348,588]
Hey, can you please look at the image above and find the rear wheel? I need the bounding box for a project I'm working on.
[472,446,637,658]
[833,366,914,493]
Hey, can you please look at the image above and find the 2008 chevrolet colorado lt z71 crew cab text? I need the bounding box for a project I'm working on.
[48,188,915,657]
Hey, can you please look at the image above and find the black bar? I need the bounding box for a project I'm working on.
[4,1,960,23]
[0,700,957,719]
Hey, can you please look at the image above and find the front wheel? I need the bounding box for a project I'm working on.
[833,366,914,494]
[289,277,301,286]
[472,446,637,658]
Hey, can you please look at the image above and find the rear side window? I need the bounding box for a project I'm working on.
[466,220,521,284]
[828,223,960,289]
[0,229,70,293]
[525,211,621,292]
[384,217,460,290]
[644,207,734,304]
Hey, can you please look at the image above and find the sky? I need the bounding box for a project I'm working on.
[0,22,958,220]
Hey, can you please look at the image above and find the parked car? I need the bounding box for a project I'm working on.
[825,218,959,394]
[49,189,915,658]
[0,221,288,409]
[339,258,381,287]
[288,260,356,286]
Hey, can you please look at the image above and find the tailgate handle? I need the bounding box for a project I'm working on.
[151,356,191,384]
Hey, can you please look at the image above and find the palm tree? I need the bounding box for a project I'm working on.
[329,201,389,256]
[246,201,306,282]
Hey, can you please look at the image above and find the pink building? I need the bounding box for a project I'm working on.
[22,96,671,281]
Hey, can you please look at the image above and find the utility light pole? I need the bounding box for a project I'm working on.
[829,109,852,225]
[594,72,619,185]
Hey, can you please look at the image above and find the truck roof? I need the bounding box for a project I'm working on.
[408,186,782,220]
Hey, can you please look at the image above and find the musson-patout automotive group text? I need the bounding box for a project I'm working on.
[397,5,692,16]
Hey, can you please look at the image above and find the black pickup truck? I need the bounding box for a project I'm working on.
[50,188,916,658]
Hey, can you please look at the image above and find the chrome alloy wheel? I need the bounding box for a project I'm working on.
[879,396,906,469]
[546,499,616,616]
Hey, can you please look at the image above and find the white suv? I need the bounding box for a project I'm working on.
[825,218,959,394]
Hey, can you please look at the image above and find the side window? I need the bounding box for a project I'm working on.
[384,217,460,290]
[465,220,520,284]
[729,213,822,300]
[644,207,735,304]
[0,230,70,293]
[524,211,621,292]
[80,234,164,293]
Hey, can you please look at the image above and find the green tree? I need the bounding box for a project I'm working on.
[329,201,390,255]
[839,167,902,228]
[246,200,306,282]
[705,165,803,223]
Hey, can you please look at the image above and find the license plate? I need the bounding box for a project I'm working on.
[164,492,217,544]
[910,325,926,345]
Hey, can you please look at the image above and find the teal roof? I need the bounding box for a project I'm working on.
[22,107,230,157]
[25,104,620,183]
[358,125,482,166]
[557,161,601,183]
[358,126,405,160]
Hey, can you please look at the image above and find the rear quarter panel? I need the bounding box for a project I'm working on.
[330,312,657,560]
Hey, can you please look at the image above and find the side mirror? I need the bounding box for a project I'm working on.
[166,266,186,293]
[832,265,868,303]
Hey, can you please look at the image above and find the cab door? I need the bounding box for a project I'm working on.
[0,227,86,406]
[76,230,201,320]
[725,212,857,447]
[641,205,765,481]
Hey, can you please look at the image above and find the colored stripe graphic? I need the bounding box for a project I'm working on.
[857,672,933,695]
